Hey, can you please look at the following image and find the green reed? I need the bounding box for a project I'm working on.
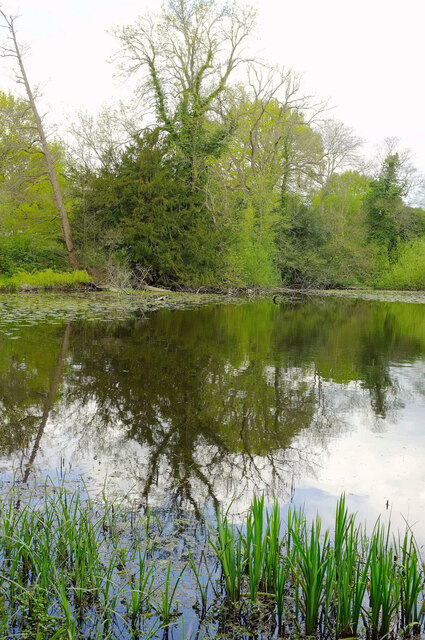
[332,496,371,639]
[0,482,186,638]
[264,499,282,591]
[3,484,425,640]
[245,494,268,601]
[398,529,423,636]
[210,506,244,603]
[292,515,331,635]
[126,548,156,625]
[366,525,398,640]
[153,561,186,624]
[188,548,212,617]
[210,496,425,640]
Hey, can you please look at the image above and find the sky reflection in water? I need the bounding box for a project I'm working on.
[1,294,425,536]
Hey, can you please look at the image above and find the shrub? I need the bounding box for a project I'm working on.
[0,235,67,276]
[378,238,425,289]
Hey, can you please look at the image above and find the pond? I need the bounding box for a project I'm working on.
[1,290,425,535]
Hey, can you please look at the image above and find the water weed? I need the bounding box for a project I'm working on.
[398,529,422,636]
[292,515,331,635]
[2,484,425,639]
[210,506,244,604]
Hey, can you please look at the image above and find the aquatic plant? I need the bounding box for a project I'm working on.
[397,529,422,636]
[210,506,244,603]
[291,515,331,635]
[1,483,425,640]
[188,548,211,618]
[245,494,268,601]
[153,561,186,624]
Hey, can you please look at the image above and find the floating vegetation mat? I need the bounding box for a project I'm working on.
[315,289,425,305]
[1,484,425,639]
[0,291,239,334]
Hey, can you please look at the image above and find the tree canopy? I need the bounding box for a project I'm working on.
[1,0,425,290]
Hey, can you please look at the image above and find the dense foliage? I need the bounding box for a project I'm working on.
[1,0,425,288]
[0,92,70,275]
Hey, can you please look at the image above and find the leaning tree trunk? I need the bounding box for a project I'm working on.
[7,19,79,270]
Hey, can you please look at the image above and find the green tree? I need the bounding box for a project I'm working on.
[71,130,222,284]
[113,0,255,189]
[208,87,322,285]
[365,153,406,255]
[0,91,69,274]
[0,10,78,269]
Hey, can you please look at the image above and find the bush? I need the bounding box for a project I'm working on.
[378,238,425,289]
[0,235,67,276]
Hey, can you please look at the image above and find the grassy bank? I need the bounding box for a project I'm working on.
[0,269,92,292]
[0,485,424,639]
[1,264,425,296]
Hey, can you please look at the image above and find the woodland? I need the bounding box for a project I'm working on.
[1,0,425,290]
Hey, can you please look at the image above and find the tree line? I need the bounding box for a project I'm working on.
[1,0,425,289]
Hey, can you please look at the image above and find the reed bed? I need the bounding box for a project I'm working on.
[0,484,185,639]
[211,494,425,639]
[1,484,425,639]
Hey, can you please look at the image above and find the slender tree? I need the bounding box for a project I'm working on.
[311,119,362,216]
[0,10,79,269]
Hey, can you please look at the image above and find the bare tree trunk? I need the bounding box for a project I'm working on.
[1,12,79,270]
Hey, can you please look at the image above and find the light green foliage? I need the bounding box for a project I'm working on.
[313,171,374,285]
[213,97,320,285]
[225,206,280,285]
[70,3,425,290]
[365,153,406,255]
[3,9,425,288]
[276,168,425,289]
[378,238,425,289]
[0,91,71,274]
[0,269,91,290]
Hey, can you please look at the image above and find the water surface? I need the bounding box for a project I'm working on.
[1,292,425,533]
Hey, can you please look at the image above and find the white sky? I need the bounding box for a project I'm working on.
[1,0,425,173]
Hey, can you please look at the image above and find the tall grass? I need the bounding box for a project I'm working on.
[367,525,399,640]
[292,515,331,635]
[210,495,425,640]
[0,483,184,638]
[245,494,268,601]
[2,485,425,639]
[0,268,92,291]
[209,506,244,603]
[398,530,423,635]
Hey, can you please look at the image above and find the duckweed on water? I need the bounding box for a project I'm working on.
[0,291,239,334]
[1,485,425,639]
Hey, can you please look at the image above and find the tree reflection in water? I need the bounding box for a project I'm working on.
[1,297,425,516]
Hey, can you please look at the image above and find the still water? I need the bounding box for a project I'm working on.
[1,292,425,533]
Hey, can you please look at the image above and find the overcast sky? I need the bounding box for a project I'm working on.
[1,0,425,174]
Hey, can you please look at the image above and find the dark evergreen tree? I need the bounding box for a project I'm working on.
[71,130,222,285]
